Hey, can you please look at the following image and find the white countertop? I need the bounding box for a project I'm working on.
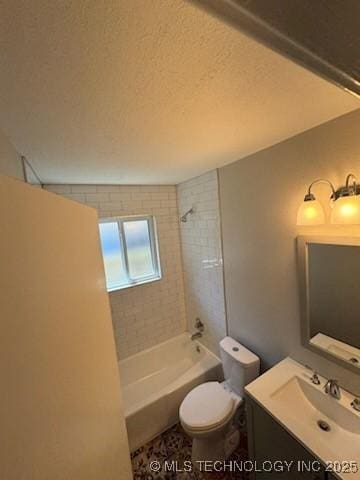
[245,357,360,480]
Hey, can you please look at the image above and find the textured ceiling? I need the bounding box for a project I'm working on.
[195,0,360,97]
[0,1,358,184]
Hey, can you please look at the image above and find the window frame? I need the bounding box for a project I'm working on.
[99,215,162,292]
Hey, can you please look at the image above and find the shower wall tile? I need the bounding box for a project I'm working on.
[45,184,186,359]
[177,170,227,355]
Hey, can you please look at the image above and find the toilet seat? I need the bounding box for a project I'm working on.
[180,382,235,432]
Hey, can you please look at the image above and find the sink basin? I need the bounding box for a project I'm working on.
[271,376,360,435]
[245,358,360,480]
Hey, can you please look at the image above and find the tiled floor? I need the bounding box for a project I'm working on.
[131,423,250,480]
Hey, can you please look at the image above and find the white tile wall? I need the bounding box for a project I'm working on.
[177,170,227,354]
[45,184,186,359]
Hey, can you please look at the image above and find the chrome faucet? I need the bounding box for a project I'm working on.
[191,318,204,341]
[324,379,341,399]
[305,365,320,385]
[310,371,321,385]
[351,398,360,412]
[191,331,202,340]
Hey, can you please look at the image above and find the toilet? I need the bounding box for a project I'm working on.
[179,336,260,463]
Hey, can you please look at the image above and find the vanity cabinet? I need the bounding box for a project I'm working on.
[246,397,327,480]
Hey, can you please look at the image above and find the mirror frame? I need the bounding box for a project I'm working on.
[297,235,360,373]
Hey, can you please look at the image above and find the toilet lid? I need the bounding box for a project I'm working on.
[180,382,234,431]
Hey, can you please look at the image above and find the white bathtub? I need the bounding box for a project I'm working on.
[119,333,222,451]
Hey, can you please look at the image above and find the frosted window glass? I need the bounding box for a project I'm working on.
[98,222,128,289]
[98,216,160,291]
[123,220,155,279]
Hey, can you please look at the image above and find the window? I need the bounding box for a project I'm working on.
[98,216,161,291]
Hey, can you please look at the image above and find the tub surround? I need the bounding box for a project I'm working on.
[177,170,227,355]
[44,184,186,359]
[119,333,222,451]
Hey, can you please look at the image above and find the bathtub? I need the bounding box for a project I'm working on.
[119,333,223,451]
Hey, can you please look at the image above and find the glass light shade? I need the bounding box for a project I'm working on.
[330,195,360,224]
[297,199,325,226]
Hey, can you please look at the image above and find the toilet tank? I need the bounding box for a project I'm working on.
[220,336,260,396]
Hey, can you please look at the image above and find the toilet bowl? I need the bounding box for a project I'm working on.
[180,381,242,462]
[179,336,260,464]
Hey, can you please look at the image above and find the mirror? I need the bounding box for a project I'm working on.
[297,236,360,372]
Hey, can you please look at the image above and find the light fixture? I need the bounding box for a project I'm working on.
[330,174,360,225]
[297,179,335,226]
[297,173,360,226]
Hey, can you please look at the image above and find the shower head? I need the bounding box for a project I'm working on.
[180,207,194,223]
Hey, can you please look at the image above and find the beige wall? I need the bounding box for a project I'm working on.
[1,175,131,480]
[219,108,360,395]
[177,170,227,354]
[45,184,186,359]
[0,128,24,179]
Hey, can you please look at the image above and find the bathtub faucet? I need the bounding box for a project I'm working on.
[191,331,202,340]
[191,318,204,340]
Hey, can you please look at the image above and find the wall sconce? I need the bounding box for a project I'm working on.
[330,174,360,224]
[297,174,360,226]
[297,179,334,225]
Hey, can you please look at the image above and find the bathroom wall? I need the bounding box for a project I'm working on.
[44,184,186,359]
[0,128,24,180]
[1,176,132,480]
[177,170,227,355]
[219,108,360,395]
